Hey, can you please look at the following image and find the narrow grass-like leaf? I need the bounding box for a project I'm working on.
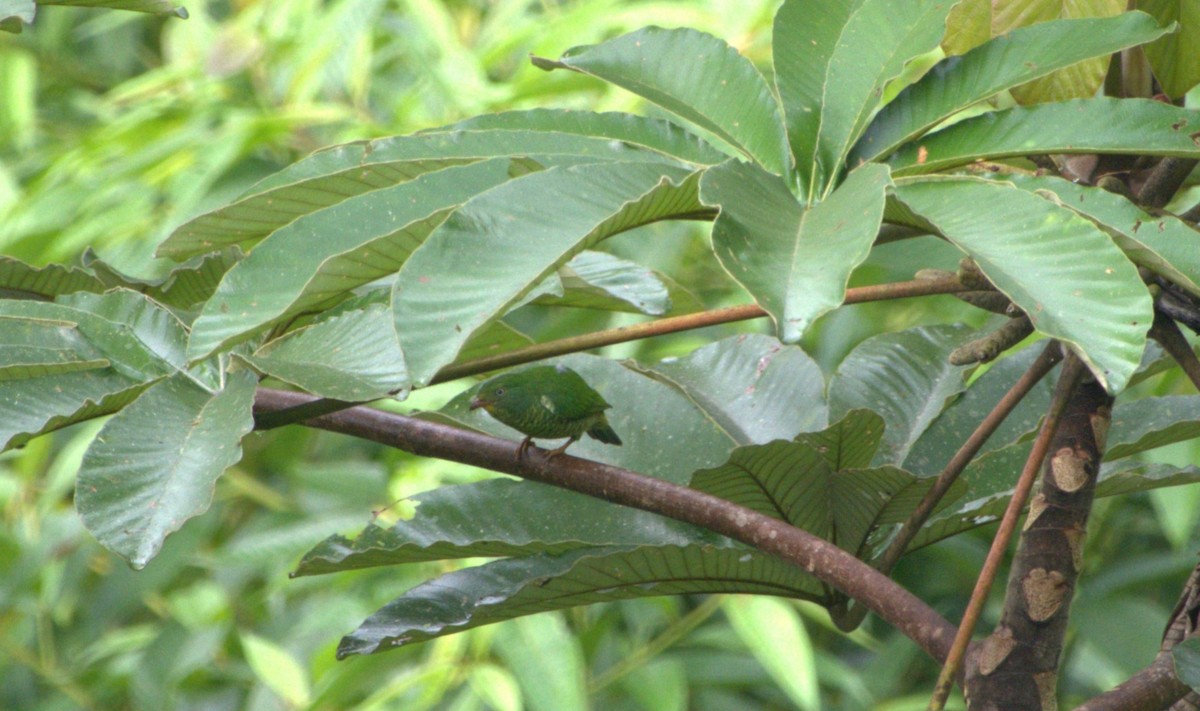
[638,333,828,445]
[773,0,955,195]
[337,545,824,657]
[1003,173,1200,298]
[888,98,1200,176]
[701,160,892,343]
[394,162,702,385]
[533,27,790,177]
[75,369,257,568]
[829,324,973,466]
[894,178,1152,392]
[852,13,1170,164]
[187,158,530,361]
[246,302,407,401]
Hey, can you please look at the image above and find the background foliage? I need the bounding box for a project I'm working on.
[3,1,1200,710]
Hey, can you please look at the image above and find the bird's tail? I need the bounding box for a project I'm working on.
[587,416,622,446]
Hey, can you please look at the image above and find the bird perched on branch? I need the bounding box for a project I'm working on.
[469,364,622,458]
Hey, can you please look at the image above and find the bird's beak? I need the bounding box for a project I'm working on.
[469,396,489,411]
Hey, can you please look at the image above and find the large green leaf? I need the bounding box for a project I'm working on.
[828,324,973,466]
[904,344,1054,476]
[245,302,407,401]
[0,256,106,299]
[852,12,1171,164]
[159,130,684,260]
[690,410,961,559]
[393,162,702,385]
[337,545,824,657]
[442,109,729,166]
[1138,0,1200,99]
[772,0,955,196]
[532,26,790,177]
[1002,173,1200,298]
[893,178,1152,392]
[887,99,1200,176]
[59,290,190,374]
[700,160,892,343]
[75,369,257,569]
[293,479,726,575]
[186,158,531,361]
[0,315,110,380]
[636,333,828,445]
[1105,396,1200,461]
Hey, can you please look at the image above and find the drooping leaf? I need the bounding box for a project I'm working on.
[1138,0,1200,99]
[187,158,534,361]
[1105,396,1200,461]
[637,333,828,445]
[852,12,1169,164]
[293,479,726,576]
[337,545,824,657]
[1003,173,1200,298]
[772,0,955,195]
[159,130,683,260]
[75,369,257,568]
[532,26,790,177]
[893,177,1152,392]
[441,109,729,166]
[828,324,973,466]
[246,302,408,401]
[700,159,892,343]
[887,99,1200,176]
[394,162,702,385]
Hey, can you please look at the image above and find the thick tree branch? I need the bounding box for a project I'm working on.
[254,275,968,430]
[1138,158,1199,210]
[1074,653,1190,711]
[961,356,1111,710]
[931,355,1085,710]
[254,387,960,667]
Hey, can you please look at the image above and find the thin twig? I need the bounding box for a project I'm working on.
[254,388,961,666]
[927,354,1086,711]
[254,275,967,430]
[1151,313,1200,393]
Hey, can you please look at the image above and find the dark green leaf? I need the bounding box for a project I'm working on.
[829,324,973,466]
[888,99,1200,176]
[1173,637,1200,691]
[1106,396,1200,461]
[534,27,790,176]
[701,160,892,342]
[773,0,955,195]
[537,250,673,315]
[852,13,1171,164]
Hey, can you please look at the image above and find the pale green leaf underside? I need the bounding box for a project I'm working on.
[893,178,1151,392]
[75,369,256,568]
[394,162,702,385]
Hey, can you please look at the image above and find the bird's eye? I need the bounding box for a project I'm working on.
[494,387,505,397]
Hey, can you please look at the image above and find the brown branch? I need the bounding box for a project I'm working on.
[1151,313,1200,393]
[253,387,960,667]
[254,275,967,430]
[929,354,1086,710]
[830,342,1063,633]
[1073,653,1189,711]
[1138,158,1199,210]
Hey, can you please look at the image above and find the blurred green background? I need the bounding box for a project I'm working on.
[3,2,1200,709]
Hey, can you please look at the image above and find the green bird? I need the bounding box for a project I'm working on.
[469,364,622,458]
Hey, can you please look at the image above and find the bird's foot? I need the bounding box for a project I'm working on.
[516,437,533,460]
